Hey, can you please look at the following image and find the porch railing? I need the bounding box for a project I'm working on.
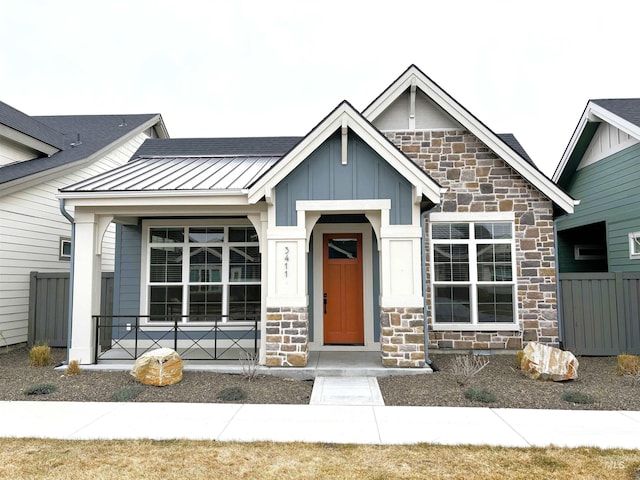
[93,314,259,363]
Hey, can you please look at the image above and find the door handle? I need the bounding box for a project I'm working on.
[323,293,327,314]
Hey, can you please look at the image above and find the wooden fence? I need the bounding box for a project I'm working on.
[559,272,640,355]
[28,272,114,347]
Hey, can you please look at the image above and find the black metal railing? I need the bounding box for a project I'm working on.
[93,314,259,363]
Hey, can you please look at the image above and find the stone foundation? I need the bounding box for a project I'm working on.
[265,307,308,367]
[380,307,426,367]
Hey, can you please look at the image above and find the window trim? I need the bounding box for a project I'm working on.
[574,244,606,261]
[59,237,71,261]
[629,232,640,260]
[429,212,518,331]
[140,219,260,326]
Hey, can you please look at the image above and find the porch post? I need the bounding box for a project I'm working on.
[68,211,102,364]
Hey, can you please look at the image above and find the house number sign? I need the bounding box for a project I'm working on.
[284,246,290,278]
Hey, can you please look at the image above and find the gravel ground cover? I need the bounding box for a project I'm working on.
[1,347,638,409]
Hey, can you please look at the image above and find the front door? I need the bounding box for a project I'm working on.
[323,233,364,344]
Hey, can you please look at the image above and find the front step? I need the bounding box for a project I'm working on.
[309,376,385,406]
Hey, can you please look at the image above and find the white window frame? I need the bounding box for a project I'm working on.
[59,237,71,261]
[429,212,518,331]
[140,219,260,325]
[629,232,640,260]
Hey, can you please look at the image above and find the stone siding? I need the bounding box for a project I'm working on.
[386,130,559,350]
[380,307,426,367]
[265,307,308,366]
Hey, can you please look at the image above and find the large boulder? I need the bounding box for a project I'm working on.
[130,348,183,386]
[520,341,578,382]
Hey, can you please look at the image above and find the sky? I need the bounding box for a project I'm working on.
[1,0,639,177]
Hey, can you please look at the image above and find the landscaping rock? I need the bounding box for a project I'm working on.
[130,348,183,386]
[520,341,578,382]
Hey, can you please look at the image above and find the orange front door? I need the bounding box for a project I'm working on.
[323,233,364,345]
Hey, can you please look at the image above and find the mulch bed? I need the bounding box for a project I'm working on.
[1,347,638,410]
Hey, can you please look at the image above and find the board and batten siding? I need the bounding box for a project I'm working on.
[275,131,414,226]
[113,224,142,318]
[556,142,640,272]
[0,132,150,346]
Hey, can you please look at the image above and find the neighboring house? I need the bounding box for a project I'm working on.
[0,100,168,347]
[60,65,576,367]
[553,99,640,354]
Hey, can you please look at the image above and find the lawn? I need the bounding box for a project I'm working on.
[2,439,639,479]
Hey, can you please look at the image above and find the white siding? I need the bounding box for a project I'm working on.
[0,137,40,166]
[373,90,462,131]
[0,132,149,346]
[578,122,639,170]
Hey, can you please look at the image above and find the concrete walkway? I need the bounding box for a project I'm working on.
[1,401,639,449]
[310,377,385,405]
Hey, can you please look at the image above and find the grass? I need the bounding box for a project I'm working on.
[0,439,638,479]
[29,344,51,367]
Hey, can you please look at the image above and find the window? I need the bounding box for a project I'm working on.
[59,237,71,261]
[430,215,516,328]
[630,232,640,259]
[143,222,260,323]
[574,244,606,261]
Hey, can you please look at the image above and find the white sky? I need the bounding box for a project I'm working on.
[1,0,638,176]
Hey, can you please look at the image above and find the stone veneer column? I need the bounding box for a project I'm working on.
[385,130,559,351]
[265,307,308,366]
[380,307,426,367]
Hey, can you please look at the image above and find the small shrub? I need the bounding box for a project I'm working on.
[562,391,595,405]
[516,350,524,369]
[65,360,82,375]
[112,385,144,402]
[24,383,57,396]
[217,386,247,402]
[29,344,51,367]
[464,388,497,403]
[451,353,490,386]
[239,352,259,382]
[617,354,640,376]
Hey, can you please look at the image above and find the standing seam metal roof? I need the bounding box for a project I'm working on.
[61,155,281,192]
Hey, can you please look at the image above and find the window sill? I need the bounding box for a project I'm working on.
[431,323,520,332]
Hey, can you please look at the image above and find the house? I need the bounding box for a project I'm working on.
[553,99,640,354]
[59,65,576,367]
[0,100,168,347]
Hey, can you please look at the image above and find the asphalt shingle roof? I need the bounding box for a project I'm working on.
[592,99,640,128]
[0,113,160,186]
[133,137,302,158]
[0,101,66,149]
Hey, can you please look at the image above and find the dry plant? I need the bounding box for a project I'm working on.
[29,344,51,367]
[65,360,82,375]
[617,354,640,375]
[239,351,260,382]
[451,352,490,386]
[0,330,7,353]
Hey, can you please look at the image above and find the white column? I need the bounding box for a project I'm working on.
[69,211,102,364]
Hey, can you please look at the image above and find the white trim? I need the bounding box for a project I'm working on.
[363,65,576,214]
[309,223,377,351]
[429,215,518,329]
[247,102,443,205]
[554,101,640,183]
[139,219,260,325]
[629,232,640,260]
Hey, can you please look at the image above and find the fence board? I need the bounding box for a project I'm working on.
[559,272,640,355]
[28,272,113,347]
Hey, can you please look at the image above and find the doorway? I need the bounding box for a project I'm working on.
[323,233,364,344]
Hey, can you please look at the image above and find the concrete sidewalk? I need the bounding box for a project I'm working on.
[1,401,639,449]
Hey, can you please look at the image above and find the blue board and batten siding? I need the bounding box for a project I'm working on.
[556,143,640,272]
[275,131,414,226]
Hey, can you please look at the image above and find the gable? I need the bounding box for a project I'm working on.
[275,130,414,226]
[373,89,462,131]
[578,122,639,170]
[248,101,443,206]
[0,136,40,166]
[364,65,576,214]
